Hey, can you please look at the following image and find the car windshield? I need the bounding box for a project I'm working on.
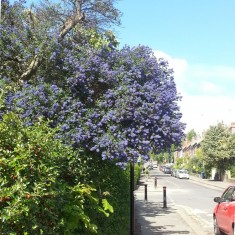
[179,170,188,173]
[221,187,235,202]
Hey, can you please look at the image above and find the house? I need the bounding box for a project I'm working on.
[229,122,235,134]
[174,121,235,162]
[174,132,204,162]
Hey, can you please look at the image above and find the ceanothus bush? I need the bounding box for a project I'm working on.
[0,1,185,234]
[3,41,185,165]
[1,0,185,166]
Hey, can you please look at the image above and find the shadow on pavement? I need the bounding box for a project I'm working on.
[135,200,191,234]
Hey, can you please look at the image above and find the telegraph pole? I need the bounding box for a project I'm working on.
[130,160,135,235]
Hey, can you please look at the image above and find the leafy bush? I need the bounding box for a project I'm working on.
[81,157,130,235]
[134,164,142,186]
[0,113,112,234]
[229,166,235,178]
[186,156,203,174]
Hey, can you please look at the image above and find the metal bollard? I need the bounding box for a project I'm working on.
[154,177,157,189]
[163,186,167,208]
[144,184,147,201]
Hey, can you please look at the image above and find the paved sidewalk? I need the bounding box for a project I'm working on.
[188,174,231,190]
[134,170,232,235]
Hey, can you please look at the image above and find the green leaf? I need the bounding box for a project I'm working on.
[102,198,114,213]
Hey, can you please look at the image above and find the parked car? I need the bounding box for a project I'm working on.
[176,169,189,179]
[153,162,158,168]
[159,165,165,172]
[213,185,235,235]
[171,169,178,177]
[148,163,153,170]
[164,167,172,174]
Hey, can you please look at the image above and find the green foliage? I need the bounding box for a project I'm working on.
[202,123,231,171]
[228,134,235,159]
[186,129,197,141]
[153,152,169,164]
[184,148,204,173]
[0,113,112,234]
[80,29,119,50]
[79,158,130,235]
[229,165,235,178]
[186,156,203,173]
[134,164,142,186]
[153,147,177,164]
[175,157,184,169]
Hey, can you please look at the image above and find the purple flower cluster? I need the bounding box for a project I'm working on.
[1,1,185,165]
[2,43,185,164]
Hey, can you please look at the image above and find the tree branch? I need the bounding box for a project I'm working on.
[59,11,85,40]
[20,0,85,81]
[20,55,42,80]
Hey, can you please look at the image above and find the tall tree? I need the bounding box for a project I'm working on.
[202,123,231,174]
[0,0,121,82]
[186,129,197,141]
[4,44,185,166]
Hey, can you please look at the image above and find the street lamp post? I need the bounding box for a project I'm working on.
[130,160,135,235]
[0,0,2,22]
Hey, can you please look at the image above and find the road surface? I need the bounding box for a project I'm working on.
[150,168,225,234]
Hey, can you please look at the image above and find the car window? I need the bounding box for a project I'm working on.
[221,187,235,202]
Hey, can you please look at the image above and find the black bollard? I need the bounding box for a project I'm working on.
[144,184,147,201]
[154,177,157,189]
[163,186,167,208]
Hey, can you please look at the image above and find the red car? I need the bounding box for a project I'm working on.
[213,185,235,235]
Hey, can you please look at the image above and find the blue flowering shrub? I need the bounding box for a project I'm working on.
[1,1,185,234]
[5,44,185,164]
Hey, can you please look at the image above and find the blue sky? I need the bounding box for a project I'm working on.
[115,0,235,134]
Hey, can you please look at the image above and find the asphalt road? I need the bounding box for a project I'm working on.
[149,168,225,234]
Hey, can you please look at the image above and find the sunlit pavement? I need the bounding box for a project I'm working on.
[134,169,232,235]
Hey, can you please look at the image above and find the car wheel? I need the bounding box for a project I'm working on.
[213,216,221,235]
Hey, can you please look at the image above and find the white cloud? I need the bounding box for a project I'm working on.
[188,65,235,81]
[180,94,235,133]
[200,81,222,95]
[154,50,235,134]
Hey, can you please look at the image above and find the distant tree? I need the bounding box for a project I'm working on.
[175,157,184,169]
[202,123,231,177]
[225,132,235,171]
[187,148,204,174]
[227,133,235,158]
[154,152,169,164]
[186,129,197,141]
